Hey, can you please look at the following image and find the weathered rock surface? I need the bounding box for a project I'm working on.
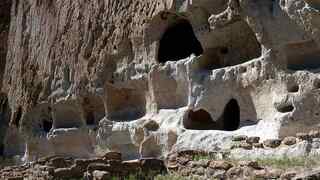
[0,0,320,170]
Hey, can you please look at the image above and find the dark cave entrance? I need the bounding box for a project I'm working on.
[0,143,3,156]
[86,111,95,125]
[43,119,53,133]
[183,99,241,131]
[158,20,203,63]
[183,109,219,130]
[221,99,240,131]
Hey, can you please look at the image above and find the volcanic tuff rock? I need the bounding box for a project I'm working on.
[0,0,319,162]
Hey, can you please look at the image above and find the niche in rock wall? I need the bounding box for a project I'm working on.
[158,19,203,63]
[106,85,146,121]
[42,119,53,133]
[184,99,241,131]
[285,40,320,71]
[12,107,22,128]
[198,21,261,71]
[183,109,220,130]
[52,102,83,129]
[82,95,105,126]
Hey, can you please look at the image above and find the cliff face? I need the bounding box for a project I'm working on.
[1,0,320,161]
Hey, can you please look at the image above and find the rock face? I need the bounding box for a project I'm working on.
[0,0,320,161]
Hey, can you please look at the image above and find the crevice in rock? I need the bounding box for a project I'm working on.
[106,85,146,121]
[158,19,203,63]
[285,40,320,71]
[13,107,22,128]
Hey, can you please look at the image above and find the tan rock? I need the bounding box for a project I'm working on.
[281,171,297,180]
[263,139,281,148]
[239,142,253,150]
[282,137,297,146]
[246,137,260,144]
[92,170,111,180]
[309,130,320,139]
[209,160,233,170]
[102,152,122,161]
[232,135,248,142]
[296,133,310,141]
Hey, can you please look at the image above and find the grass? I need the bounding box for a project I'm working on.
[254,155,320,170]
[155,174,186,180]
[180,150,320,171]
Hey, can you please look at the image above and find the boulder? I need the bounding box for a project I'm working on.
[282,137,297,146]
[263,139,281,148]
[102,152,122,161]
[92,170,111,180]
[209,160,233,170]
[246,137,260,144]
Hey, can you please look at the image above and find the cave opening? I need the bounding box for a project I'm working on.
[86,111,95,125]
[13,107,22,128]
[43,119,53,133]
[0,143,3,156]
[221,99,240,131]
[183,109,219,130]
[183,99,241,131]
[277,104,294,113]
[158,20,203,63]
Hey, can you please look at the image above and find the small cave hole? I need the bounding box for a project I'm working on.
[43,119,53,133]
[221,99,240,131]
[220,47,229,54]
[183,109,219,130]
[158,19,203,63]
[277,105,294,113]
[0,143,3,156]
[287,84,299,93]
[86,111,95,125]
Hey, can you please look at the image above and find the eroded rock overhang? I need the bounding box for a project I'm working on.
[1,0,320,161]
